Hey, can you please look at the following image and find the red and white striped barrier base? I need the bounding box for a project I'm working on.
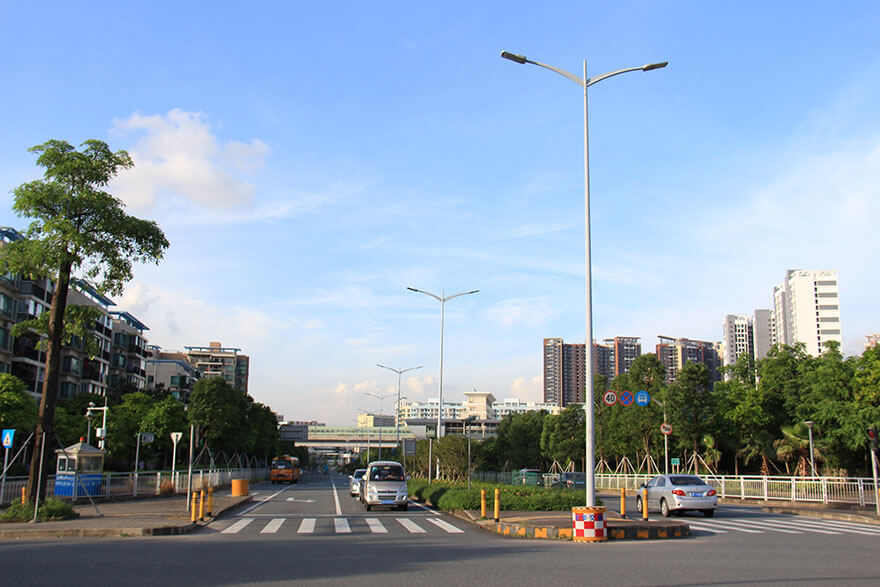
[572,506,607,542]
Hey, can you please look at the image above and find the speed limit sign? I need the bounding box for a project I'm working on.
[602,391,617,406]
[660,422,673,436]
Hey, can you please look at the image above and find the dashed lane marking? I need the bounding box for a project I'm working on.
[297,518,316,534]
[396,518,426,533]
[222,518,255,534]
[426,518,464,533]
[260,518,285,534]
[334,518,351,533]
[365,518,387,533]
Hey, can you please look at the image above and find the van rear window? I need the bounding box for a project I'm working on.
[370,466,405,481]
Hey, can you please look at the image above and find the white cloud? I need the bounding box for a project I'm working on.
[110,109,269,212]
[508,376,542,403]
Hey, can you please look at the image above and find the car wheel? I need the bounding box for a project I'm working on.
[660,499,671,518]
[365,503,372,511]
[635,495,643,513]
[398,503,408,511]
[703,509,715,518]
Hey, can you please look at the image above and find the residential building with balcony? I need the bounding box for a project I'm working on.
[772,269,841,356]
[656,335,722,384]
[109,311,149,390]
[145,345,199,400]
[184,341,249,393]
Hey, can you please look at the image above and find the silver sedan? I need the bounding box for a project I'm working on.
[636,474,718,517]
[349,469,367,497]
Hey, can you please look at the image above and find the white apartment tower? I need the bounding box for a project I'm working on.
[772,270,841,356]
[722,314,753,367]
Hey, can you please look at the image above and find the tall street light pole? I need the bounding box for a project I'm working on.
[501,50,667,507]
[365,392,395,460]
[377,364,423,451]
[804,421,816,476]
[406,287,479,440]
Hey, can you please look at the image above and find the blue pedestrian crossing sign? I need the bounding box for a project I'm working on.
[2,429,14,449]
[635,390,650,406]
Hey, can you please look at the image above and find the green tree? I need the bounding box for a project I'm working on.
[0,374,38,433]
[541,405,585,470]
[140,396,188,468]
[187,377,250,454]
[2,139,168,499]
[106,392,155,470]
[666,361,715,461]
[247,400,280,461]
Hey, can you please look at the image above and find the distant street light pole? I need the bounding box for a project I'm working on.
[365,392,395,460]
[501,50,667,507]
[804,421,817,476]
[377,364,423,450]
[406,287,479,439]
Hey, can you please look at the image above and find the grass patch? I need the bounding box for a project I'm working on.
[1,498,78,522]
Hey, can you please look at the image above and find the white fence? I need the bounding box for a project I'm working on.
[0,467,268,504]
[596,473,879,507]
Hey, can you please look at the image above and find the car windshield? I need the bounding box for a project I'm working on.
[669,476,705,486]
[353,470,366,479]
[271,461,291,469]
[370,465,405,481]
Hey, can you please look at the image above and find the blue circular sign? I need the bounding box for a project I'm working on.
[635,390,650,406]
[619,391,634,406]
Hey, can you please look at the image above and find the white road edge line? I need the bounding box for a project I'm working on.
[237,487,289,516]
[331,480,342,516]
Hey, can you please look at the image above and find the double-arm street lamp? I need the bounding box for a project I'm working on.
[377,364,423,450]
[501,50,667,506]
[365,391,395,460]
[406,287,479,439]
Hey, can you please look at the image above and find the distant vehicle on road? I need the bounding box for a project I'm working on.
[349,469,367,497]
[270,455,301,484]
[637,474,717,517]
[361,461,408,511]
[550,472,585,490]
[513,469,541,486]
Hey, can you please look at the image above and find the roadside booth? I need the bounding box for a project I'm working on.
[54,438,104,498]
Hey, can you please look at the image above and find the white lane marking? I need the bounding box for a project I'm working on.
[426,518,464,533]
[366,518,387,533]
[237,487,288,516]
[222,518,255,534]
[754,518,841,535]
[396,518,426,533]
[260,518,285,534]
[298,518,316,534]
[721,519,802,534]
[335,518,351,533]
[817,519,880,533]
[331,481,342,516]
[787,518,880,535]
[688,520,763,533]
[286,497,315,503]
[687,522,728,534]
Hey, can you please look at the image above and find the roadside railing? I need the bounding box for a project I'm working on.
[471,471,879,507]
[0,467,268,505]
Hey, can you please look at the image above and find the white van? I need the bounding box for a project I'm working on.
[361,460,408,511]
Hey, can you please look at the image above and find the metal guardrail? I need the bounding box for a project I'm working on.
[0,468,268,505]
[472,471,879,507]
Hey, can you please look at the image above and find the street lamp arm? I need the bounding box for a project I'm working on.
[501,50,668,89]
[406,287,442,302]
[444,289,480,302]
[586,62,667,87]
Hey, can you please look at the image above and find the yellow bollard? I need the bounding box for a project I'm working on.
[207,487,213,516]
[642,487,649,520]
[493,488,500,522]
[620,487,627,519]
[480,489,487,519]
[21,487,26,505]
[199,489,206,521]
[191,492,198,523]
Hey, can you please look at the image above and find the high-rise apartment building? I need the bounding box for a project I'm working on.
[656,335,722,384]
[543,338,586,406]
[185,341,250,393]
[722,314,753,367]
[772,270,841,356]
[605,337,641,377]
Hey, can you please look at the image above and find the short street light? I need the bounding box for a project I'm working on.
[406,287,479,439]
[501,50,666,507]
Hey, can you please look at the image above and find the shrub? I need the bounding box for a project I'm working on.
[159,480,176,496]
[1,498,77,522]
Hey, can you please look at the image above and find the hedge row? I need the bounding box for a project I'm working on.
[407,478,599,511]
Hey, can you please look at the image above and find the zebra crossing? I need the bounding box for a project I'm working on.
[221,515,465,537]
[688,515,880,537]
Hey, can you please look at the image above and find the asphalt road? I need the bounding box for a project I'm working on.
[3,472,880,586]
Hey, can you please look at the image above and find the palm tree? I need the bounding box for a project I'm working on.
[737,430,775,476]
[775,423,822,476]
[702,434,722,473]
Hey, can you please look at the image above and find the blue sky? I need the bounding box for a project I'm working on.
[2,2,879,425]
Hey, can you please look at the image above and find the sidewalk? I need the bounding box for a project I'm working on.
[0,491,251,539]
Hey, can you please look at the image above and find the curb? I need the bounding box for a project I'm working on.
[0,495,252,539]
[451,509,689,541]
